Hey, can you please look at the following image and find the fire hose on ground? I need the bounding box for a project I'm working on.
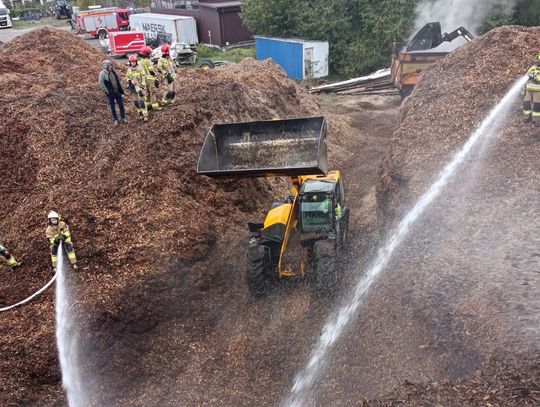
[0,273,57,312]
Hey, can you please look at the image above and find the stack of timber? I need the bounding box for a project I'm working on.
[309,68,397,96]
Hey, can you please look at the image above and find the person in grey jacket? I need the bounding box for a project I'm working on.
[99,60,126,126]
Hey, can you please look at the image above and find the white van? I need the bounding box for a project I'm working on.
[0,1,13,29]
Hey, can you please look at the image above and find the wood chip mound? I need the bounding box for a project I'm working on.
[0,28,323,405]
[374,25,540,407]
[378,25,540,222]
[362,355,539,406]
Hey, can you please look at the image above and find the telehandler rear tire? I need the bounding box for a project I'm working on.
[315,256,336,296]
[247,246,267,297]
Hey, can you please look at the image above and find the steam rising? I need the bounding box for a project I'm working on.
[413,0,518,35]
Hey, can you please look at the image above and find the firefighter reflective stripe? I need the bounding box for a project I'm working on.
[6,256,17,267]
[126,66,146,89]
[336,203,343,220]
[526,82,540,91]
[523,88,540,117]
[157,57,175,80]
[140,58,157,80]
[50,246,77,266]
[67,250,77,265]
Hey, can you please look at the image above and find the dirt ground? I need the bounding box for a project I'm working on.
[1,27,539,407]
[66,93,400,407]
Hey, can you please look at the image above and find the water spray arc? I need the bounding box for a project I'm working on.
[55,243,85,407]
[282,76,528,407]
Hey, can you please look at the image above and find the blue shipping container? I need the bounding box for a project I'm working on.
[255,37,304,80]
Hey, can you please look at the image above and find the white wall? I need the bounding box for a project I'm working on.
[303,41,329,79]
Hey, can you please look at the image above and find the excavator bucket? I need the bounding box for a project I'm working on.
[406,22,444,52]
[197,117,328,178]
[406,22,474,52]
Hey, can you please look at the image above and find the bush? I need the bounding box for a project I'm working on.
[196,44,255,63]
[9,7,49,18]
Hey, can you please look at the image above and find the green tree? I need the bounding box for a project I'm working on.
[242,0,417,76]
[241,0,305,37]
[479,0,540,33]
[514,0,540,26]
[344,0,417,75]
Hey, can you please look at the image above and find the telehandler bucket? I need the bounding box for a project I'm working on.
[197,117,328,178]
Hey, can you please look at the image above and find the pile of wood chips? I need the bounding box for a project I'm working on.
[362,355,539,406]
[0,28,323,406]
[378,25,540,222]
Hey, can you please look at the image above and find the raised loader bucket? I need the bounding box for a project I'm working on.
[197,117,328,178]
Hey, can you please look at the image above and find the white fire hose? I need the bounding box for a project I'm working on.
[0,273,57,312]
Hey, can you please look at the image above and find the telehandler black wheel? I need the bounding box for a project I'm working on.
[198,60,215,70]
[315,256,336,295]
[246,246,267,297]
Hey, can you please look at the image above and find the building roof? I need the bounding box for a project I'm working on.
[129,13,195,21]
[200,1,242,9]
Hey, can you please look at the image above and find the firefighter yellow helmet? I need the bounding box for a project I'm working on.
[536,52,540,61]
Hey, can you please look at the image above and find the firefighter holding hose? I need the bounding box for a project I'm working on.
[523,52,540,125]
[157,44,177,106]
[126,54,149,122]
[0,241,22,269]
[139,46,161,112]
[46,211,78,272]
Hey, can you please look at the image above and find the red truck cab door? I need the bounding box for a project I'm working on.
[116,9,130,29]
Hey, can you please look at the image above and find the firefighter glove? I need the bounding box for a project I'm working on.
[155,79,160,88]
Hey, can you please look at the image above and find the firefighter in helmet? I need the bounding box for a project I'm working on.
[157,44,177,106]
[126,54,149,122]
[139,45,161,111]
[523,52,540,125]
[0,241,22,269]
[46,211,78,272]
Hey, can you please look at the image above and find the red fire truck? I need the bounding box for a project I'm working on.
[76,7,130,39]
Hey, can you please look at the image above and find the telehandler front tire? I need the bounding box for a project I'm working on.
[247,246,267,297]
[315,256,336,296]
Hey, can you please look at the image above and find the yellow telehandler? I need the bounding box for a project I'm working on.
[197,117,349,295]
